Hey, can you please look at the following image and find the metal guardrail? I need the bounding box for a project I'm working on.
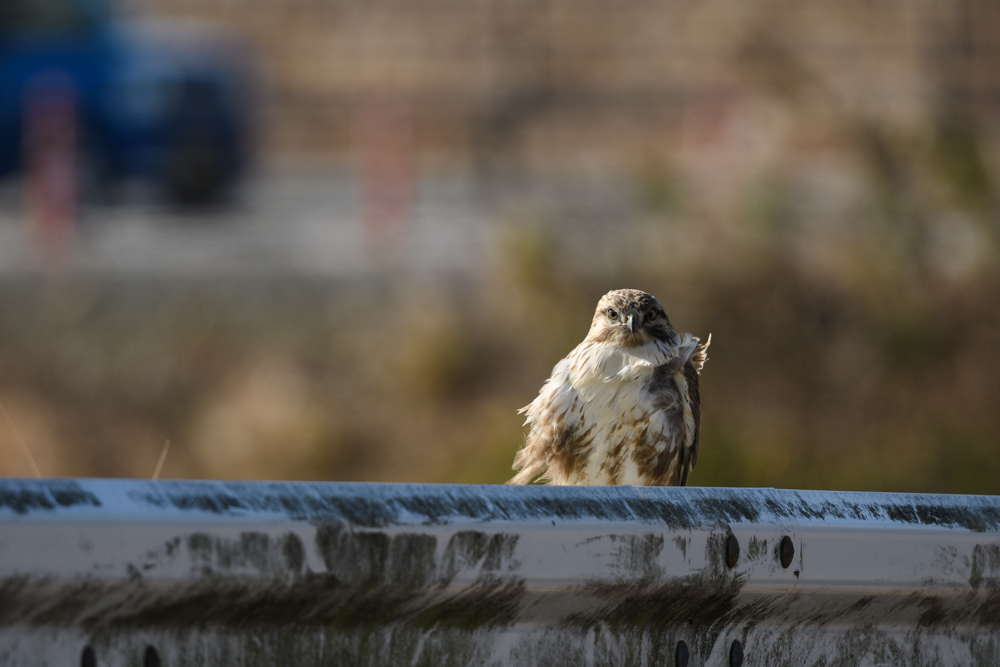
[0,479,998,666]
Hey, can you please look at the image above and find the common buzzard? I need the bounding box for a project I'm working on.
[510,289,710,486]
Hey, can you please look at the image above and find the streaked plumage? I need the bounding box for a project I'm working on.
[510,289,710,486]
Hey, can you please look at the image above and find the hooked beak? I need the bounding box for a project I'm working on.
[624,309,640,334]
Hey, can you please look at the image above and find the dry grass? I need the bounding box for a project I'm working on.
[0,233,998,495]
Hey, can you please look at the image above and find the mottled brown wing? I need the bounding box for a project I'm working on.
[644,357,686,486]
[678,358,701,486]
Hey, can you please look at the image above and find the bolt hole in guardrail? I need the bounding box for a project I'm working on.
[780,535,795,568]
[145,646,161,667]
[725,534,740,568]
[81,646,96,667]
[674,640,689,666]
[730,639,744,667]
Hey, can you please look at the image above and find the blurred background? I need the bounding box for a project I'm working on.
[0,0,998,493]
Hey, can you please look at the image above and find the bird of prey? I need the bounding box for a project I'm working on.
[510,289,710,486]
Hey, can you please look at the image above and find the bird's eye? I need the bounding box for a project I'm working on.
[646,309,657,320]
[607,309,618,320]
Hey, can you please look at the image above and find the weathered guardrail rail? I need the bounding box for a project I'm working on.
[0,479,998,666]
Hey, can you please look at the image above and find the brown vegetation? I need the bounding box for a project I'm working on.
[2,0,999,493]
[1,220,998,494]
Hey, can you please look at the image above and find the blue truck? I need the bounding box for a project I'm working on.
[0,0,254,204]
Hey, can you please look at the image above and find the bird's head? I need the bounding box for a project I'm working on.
[586,289,678,348]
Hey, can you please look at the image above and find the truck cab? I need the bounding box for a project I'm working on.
[0,0,253,204]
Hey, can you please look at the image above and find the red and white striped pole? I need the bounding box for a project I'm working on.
[24,70,78,266]
[354,89,414,266]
